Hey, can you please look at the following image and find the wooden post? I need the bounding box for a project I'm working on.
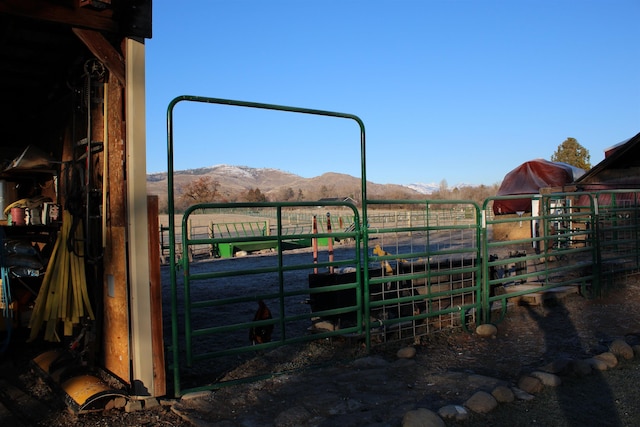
[147,195,166,396]
[102,70,130,384]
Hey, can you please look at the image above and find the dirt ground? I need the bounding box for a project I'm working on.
[3,273,640,426]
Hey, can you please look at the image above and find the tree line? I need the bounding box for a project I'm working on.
[158,137,591,213]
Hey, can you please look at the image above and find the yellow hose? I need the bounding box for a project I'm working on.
[29,210,95,342]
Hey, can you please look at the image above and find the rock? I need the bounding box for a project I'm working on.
[572,359,593,376]
[312,321,336,331]
[397,346,417,359]
[633,344,640,358]
[586,357,609,371]
[402,408,445,427]
[464,390,498,414]
[476,323,498,338]
[492,385,515,403]
[530,371,561,387]
[125,399,143,412]
[517,375,543,394]
[594,352,618,368]
[142,397,160,409]
[113,396,127,409]
[438,404,469,421]
[180,391,212,401]
[609,339,634,360]
[511,387,535,401]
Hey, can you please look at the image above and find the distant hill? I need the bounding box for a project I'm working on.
[147,164,423,203]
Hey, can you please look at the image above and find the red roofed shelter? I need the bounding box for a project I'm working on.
[493,159,585,215]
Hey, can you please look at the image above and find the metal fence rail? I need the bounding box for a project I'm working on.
[481,193,598,322]
[164,194,640,397]
[169,201,362,395]
[363,200,482,349]
[595,191,640,289]
[163,94,640,398]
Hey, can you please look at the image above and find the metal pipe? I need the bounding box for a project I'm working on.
[327,212,334,274]
[312,215,318,274]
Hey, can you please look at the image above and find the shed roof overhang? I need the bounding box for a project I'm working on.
[0,0,151,147]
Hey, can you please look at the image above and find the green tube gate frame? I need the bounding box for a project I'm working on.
[166,96,369,396]
[165,96,640,397]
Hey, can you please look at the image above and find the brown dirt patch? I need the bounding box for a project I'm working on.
[4,275,640,426]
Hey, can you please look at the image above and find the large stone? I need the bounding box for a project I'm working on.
[609,339,634,360]
[464,390,498,414]
[530,371,562,387]
[402,408,445,427]
[492,385,515,403]
[586,357,609,371]
[511,387,535,401]
[517,375,543,394]
[594,352,618,368]
[438,404,469,421]
[476,323,498,338]
[397,346,417,359]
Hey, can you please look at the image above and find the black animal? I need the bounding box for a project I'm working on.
[249,300,274,344]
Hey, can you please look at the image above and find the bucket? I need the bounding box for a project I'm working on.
[0,181,18,222]
[10,207,25,226]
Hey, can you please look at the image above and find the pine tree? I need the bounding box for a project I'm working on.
[551,137,591,170]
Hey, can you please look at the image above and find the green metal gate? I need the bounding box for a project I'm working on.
[363,200,483,348]
[164,96,640,397]
[481,192,598,323]
[170,202,362,395]
[166,96,369,396]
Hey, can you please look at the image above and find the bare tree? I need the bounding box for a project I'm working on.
[242,188,267,202]
[179,176,220,209]
[276,187,295,201]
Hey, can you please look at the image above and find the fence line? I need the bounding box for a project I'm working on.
[165,191,640,396]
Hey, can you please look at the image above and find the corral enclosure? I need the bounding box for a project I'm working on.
[161,192,640,396]
[161,203,482,393]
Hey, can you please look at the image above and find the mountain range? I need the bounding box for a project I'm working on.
[146,164,441,201]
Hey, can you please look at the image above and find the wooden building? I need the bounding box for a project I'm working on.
[0,1,162,398]
[574,131,640,192]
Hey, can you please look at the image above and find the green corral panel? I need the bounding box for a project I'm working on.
[217,238,333,258]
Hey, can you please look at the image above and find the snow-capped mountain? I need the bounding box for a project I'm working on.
[404,182,440,195]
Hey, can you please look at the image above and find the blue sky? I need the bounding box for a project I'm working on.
[146,0,639,187]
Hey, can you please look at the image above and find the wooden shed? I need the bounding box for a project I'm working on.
[575,131,640,191]
[0,1,162,399]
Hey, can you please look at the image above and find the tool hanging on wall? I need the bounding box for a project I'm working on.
[77,58,106,264]
[28,209,95,342]
[0,228,12,353]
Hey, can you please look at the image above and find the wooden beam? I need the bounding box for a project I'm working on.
[0,0,118,33]
[72,28,125,86]
[102,71,130,385]
[147,195,166,397]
